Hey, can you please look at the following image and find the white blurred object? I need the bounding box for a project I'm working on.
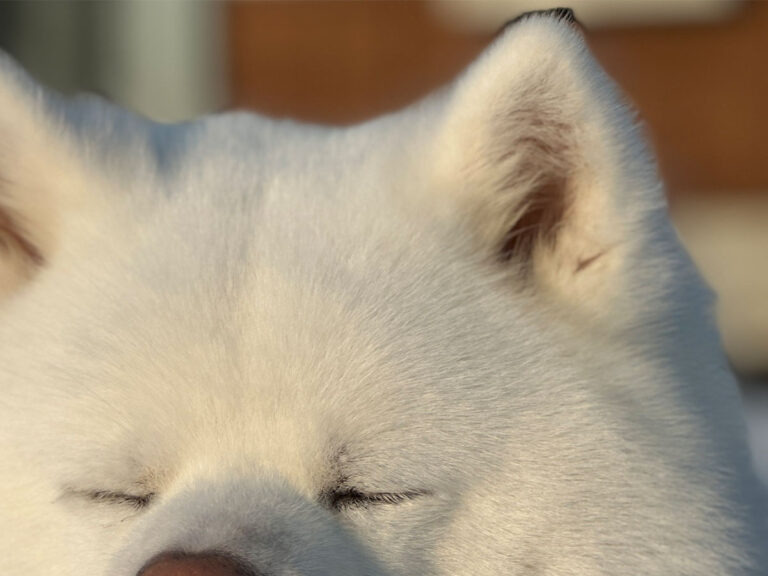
[431,0,744,32]
[94,1,227,122]
[742,382,768,486]
[2,1,227,122]
[674,196,768,485]
[672,196,768,375]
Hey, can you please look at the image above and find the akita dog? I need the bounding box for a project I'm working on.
[0,8,765,576]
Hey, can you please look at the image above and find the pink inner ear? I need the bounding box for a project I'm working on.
[497,173,568,266]
[490,89,576,268]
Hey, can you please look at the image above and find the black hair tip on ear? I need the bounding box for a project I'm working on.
[549,7,576,24]
[501,7,578,34]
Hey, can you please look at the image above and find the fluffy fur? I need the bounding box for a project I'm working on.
[0,12,766,576]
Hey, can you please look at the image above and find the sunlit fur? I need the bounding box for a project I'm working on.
[0,14,766,576]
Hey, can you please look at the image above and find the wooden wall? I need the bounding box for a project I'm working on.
[227,1,768,197]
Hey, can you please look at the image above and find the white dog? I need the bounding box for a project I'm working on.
[0,9,765,576]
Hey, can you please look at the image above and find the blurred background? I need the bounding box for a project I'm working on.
[0,0,765,479]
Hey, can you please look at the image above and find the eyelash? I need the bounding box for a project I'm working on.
[86,490,155,510]
[329,488,424,511]
[80,487,423,512]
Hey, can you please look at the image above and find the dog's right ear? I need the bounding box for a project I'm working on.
[425,13,679,327]
[0,53,89,300]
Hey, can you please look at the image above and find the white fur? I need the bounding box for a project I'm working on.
[0,14,765,576]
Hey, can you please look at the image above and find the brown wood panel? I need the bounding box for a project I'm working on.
[227,1,768,195]
[227,1,487,123]
[589,1,768,195]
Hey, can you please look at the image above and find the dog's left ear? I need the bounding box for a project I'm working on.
[0,53,90,300]
[431,12,670,320]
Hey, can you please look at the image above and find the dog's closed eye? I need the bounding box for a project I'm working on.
[327,488,427,511]
[67,489,155,511]
[87,490,155,509]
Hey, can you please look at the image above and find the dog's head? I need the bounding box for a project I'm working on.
[0,11,765,576]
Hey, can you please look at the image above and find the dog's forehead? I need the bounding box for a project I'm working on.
[17,205,550,488]
[3,107,656,484]
[37,171,553,454]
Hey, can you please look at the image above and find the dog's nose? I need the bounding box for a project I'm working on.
[138,552,253,576]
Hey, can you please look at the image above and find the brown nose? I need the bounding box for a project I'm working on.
[138,552,253,576]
